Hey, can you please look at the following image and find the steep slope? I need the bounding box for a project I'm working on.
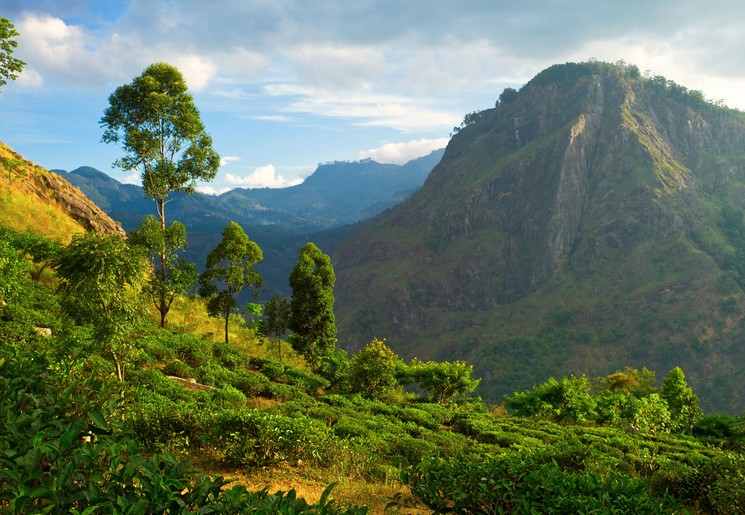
[0,142,124,241]
[333,62,745,412]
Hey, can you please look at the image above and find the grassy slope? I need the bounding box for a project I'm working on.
[0,142,86,242]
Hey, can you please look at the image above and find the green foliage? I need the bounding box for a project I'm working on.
[0,16,26,92]
[506,375,597,423]
[101,62,220,328]
[0,346,364,513]
[349,338,401,399]
[54,232,147,381]
[396,453,683,514]
[262,292,291,363]
[289,242,337,368]
[0,234,31,304]
[214,409,333,468]
[409,358,480,404]
[661,367,703,433]
[129,215,198,325]
[199,221,263,344]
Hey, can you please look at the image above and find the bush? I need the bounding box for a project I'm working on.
[209,385,247,409]
[233,371,272,397]
[162,358,196,379]
[349,338,401,399]
[214,410,333,468]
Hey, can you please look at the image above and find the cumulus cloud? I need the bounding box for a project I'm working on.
[225,164,303,189]
[15,13,108,85]
[359,138,449,164]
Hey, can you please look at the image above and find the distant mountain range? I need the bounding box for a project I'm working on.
[51,149,445,297]
[333,61,745,413]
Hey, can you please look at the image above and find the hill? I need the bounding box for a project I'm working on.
[0,142,124,241]
[333,61,745,413]
[54,150,444,298]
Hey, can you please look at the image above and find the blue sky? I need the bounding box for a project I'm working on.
[3,1,745,193]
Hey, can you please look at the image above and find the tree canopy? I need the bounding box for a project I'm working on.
[199,222,263,344]
[0,16,26,92]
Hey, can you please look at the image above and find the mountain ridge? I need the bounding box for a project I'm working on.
[333,61,745,412]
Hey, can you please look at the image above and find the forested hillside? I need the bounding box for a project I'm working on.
[334,61,745,413]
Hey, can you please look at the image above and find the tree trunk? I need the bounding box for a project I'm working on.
[224,312,230,344]
[158,197,168,328]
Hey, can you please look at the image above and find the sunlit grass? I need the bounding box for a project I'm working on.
[165,294,307,369]
[0,181,84,243]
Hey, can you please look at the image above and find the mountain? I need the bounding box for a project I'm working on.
[333,61,745,413]
[0,142,124,241]
[53,150,444,298]
[221,150,444,230]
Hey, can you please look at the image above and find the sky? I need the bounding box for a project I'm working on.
[3,1,745,194]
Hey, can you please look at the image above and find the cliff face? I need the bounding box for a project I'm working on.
[333,62,745,412]
[0,143,125,238]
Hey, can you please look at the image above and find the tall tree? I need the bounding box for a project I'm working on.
[199,222,263,344]
[128,215,197,325]
[288,242,336,368]
[100,62,220,327]
[0,16,26,92]
[661,367,702,434]
[262,292,291,363]
[54,233,146,381]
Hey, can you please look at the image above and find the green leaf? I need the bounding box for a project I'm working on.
[88,410,108,431]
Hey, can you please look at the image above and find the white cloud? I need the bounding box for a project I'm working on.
[225,164,303,189]
[14,68,44,89]
[265,83,462,132]
[121,170,141,185]
[15,13,111,86]
[359,138,449,164]
[196,185,231,195]
[220,155,241,167]
[285,43,384,90]
[169,54,218,92]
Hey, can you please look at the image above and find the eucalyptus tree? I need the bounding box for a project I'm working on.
[288,242,336,368]
[100,62,220,327]
[199,222,263,344]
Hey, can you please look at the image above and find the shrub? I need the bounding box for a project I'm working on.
[210,385,247,409]
[214,410,333,468]
[162,358,196,379]
[349,338,401,399]
[233,371,272,397]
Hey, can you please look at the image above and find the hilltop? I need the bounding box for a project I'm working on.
[333,61,745,413]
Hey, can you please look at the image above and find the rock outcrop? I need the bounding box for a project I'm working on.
[0,142,124,237]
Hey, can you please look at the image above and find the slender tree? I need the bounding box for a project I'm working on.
[288,242,336,368]
[128,215,197,324]
[262,292,291,363]
[199,222,263,344]
[0,16,26,92]
[54,233,146,381]
[100,62,220,327]
[661,367,702,434]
